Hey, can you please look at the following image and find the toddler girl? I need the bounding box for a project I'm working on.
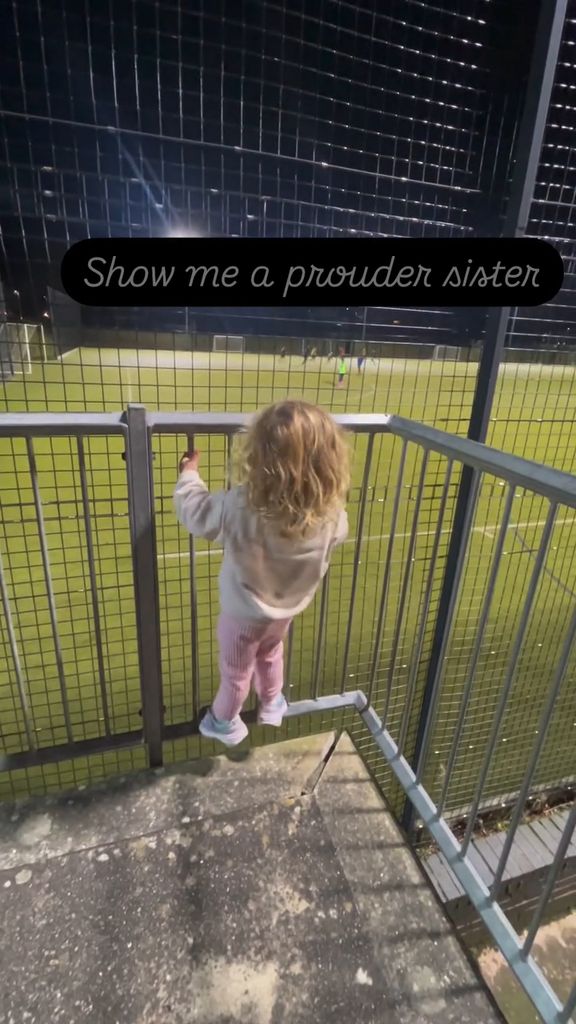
[174,400,349,746]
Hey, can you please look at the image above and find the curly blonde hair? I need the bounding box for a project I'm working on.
[236,400,350,537]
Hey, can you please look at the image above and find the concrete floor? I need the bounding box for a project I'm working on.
[0,732,502,1024]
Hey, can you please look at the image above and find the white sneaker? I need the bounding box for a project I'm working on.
[258,695,288,727]
[199,709,248,747]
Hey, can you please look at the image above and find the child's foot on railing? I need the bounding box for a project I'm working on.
[258,695,288,727]
[199,709,248,746]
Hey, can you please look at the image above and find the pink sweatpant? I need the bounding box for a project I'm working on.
[212,613,292,721]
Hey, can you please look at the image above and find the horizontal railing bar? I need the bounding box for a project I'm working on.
[147,411,393,434]
[284,692,365,716]
[0,694,364,771]
[0,730,144,771]
[357,697,565,1024]
[0,413,127,436]
[149,410,576,506]
[163,691,364,740]
[387,415,576,509]
[1,406,574,507]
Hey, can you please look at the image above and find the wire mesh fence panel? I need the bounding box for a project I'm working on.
[0,429,143,799]
[0,332,482,431]
[154,431,225,729]
[0,0,499,426]
[149,421,471,815]
[350,440,465,813]
[490,357,576,476]
[152,428,384,749]
[418,475,576,818]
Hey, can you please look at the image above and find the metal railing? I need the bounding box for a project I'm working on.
[0,405,575,1022]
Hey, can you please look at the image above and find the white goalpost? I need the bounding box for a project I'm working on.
[432,344,462,362]
[0,322,47,377]
[213,334,245,353]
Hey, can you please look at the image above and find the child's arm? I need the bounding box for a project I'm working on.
[173,451,226,541]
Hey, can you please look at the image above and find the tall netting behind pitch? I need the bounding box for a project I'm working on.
[488,7,576,477]
[0,0,523,424]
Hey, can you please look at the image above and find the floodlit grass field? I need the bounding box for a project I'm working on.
[1,347,575,807]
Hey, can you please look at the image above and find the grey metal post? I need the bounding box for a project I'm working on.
[125,404,164,767]
[402,0,568,835]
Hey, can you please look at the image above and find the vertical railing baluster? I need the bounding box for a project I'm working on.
[0,547,36,750]
[226,432,233,490]
[27,437,73,743]
[312,573,329,699]
[125,405,164,766]
[381,448,429,728]
[367,439,408,709]
[77,436,111,736]
[285,621,294,704]
[187,432,201,721]
[339,433,375,692]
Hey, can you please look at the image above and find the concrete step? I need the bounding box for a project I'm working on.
[0,732,502,1024]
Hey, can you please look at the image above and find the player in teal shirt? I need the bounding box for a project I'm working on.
[336,347,347,389]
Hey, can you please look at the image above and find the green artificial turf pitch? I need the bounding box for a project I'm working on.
[0,347,575,807]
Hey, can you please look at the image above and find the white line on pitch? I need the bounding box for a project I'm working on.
[159,515,576,563]
[482,514,576,538]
